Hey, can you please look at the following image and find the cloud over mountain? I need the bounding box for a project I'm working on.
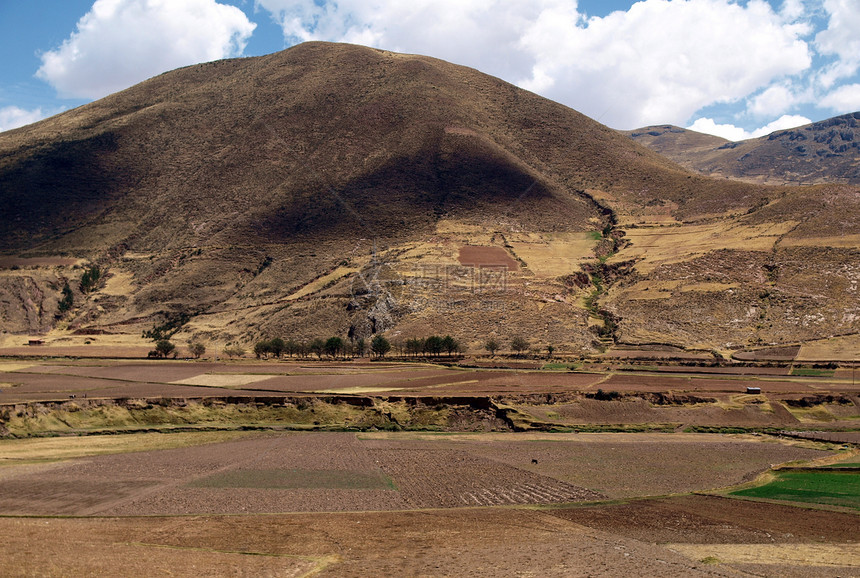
[257,0,813,129]
[36,0,255,99]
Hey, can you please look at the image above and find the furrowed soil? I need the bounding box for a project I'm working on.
[0,431,854,577]
[0,431,834,516]
[1,359,858,576]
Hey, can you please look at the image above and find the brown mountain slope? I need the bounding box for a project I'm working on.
[0,42,857,356]
[625,113,860,185]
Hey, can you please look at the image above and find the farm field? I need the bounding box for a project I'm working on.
[2,358,860,436]
[2,358,857,401]
[0,430,855,576]
[730,469,860,510]
[1,358,858,575]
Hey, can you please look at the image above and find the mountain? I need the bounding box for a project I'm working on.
[1,42,858,357]
[625,113,860,185]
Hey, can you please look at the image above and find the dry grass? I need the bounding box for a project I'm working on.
[98,270,136,296]
[0,431,253,464]
[506,232,598,277]
[170,374,276,387]
[798,334,860,362]
[0,363,34,372]
[667,543,860,567]
[285,266,360,300]
[613,221,796,273]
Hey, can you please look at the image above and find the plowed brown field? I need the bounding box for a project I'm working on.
[0,431,853,577]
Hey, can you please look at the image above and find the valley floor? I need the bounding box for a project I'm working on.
[0,358,858,576]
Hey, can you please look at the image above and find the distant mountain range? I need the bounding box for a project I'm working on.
[625,112,860,185]
[1,42,857,356]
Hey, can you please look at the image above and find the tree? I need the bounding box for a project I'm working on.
[285,339,301,357]
[79,265,101,294]
[269,337,286,358]
[154,339,176,358]
[253,340,271,359]
[546,344,555,359]
[406,338,424,357]
[188,341,206,359]
[510,335,529,357]
[371,335,391,358]
[485,338,500,357]
[57,282,73,313]
[309,338,325,359]
[324,336,344,358]
[354,337,367,357]
[441,335,459,356]
[424,335,444,357]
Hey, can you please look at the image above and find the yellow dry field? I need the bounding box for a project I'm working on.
[667,543,860,568]
[27,331,150,349]
[613,220,797,273]
[396,243,461,269]
[0,362,33,372]
[0,431,252,464]
[98,270,136,296]
[284,266,359,300]
[171,374,275,387]
[317,386,407,394]
[781,234,860,249]
[506,232,598,277]
[798,334,860,362]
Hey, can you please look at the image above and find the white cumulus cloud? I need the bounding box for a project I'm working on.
[746,83,801,118]
[819,83,860,112]
[0,106,49,132]
[37,0,255,99]
[257,0,813,129]
[687,113,811,141]
[815,0,860,89]
[519,0,812,128]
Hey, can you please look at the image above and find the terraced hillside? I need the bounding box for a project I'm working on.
[1,42,857,357]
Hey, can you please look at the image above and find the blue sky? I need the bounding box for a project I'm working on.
[1,1,859,140]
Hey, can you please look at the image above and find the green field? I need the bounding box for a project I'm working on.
[731,471,860,510]
[789,367,836,377]
[189,469,396,490]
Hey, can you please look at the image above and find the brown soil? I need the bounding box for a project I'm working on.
[0,432,606,516]
[457,245,519,270]
[616,365,791,376]
[732,345,802,361]
[0,432,851,577]
[0,432,830,515]
[600,373,818,393]
[0,509,740,577]
[551,494,859,543]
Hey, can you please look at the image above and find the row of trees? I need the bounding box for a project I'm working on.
[145,335,549,361]
[404,335,460,357]
[247,334,463,360]
[250,335,393,360]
